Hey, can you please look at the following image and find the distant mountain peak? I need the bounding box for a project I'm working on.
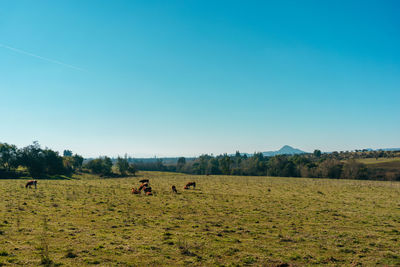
[279,145,294,150]
[262,145,306,157]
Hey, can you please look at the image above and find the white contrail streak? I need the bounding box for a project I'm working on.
[0,43,86,72]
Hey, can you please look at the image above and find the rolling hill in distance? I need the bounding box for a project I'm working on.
[90,145,400,164]
[261,145,307,156]
[105,145,307,164]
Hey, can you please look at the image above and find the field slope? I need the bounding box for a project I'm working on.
[1,172,400,266]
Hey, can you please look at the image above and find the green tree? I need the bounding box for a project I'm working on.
[43,149,65,175]
[267,155,296,177]
[85,157,113,176]
[116,156,130,175]
[62,156,75,176]
[198,155,212,175]
[18,142,46,178]
[313,149,322,158]
[218,154,232,175]
[128,163,137,176]
[206,158,220,175]
[72,154,84,170]
[0,143,18,170]
[63,150,73,157]
[177,157,186,172]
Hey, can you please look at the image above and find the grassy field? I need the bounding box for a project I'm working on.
[1,172,400,266]
[357,157,400,165]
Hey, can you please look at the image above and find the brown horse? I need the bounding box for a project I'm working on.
[172,185,177,193]
[143,186,152,193]
[25,180,37,189]
[138,183,148,191]
[131,187,140,194]
[184,182,196,189]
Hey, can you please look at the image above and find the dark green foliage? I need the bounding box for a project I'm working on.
[177,157,186,172]
[18,142,47,178]
[43,149,65,175]
[72,154,84,170]
[0,142,85,179]
[207,158,220,175]
[116,156,129,175]
[63,153,84,176]
[267,155,298,177]
[115,155,136,176]
[218,154,232,175]
[133,159,170,172]
[63,150,73,157]
[17,142,74,178]
[84,157,113,176]
[313,149,322,158]
[0,143,18,170]
[127,163,137,176]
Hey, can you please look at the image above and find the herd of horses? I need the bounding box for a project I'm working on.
[25,179,196,197]
[131,179,154,195]
[131,179,196,196]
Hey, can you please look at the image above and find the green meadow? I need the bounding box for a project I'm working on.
[1,172,400,266]
[357,157,400,165]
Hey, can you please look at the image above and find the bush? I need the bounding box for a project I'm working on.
[85,157,113,176]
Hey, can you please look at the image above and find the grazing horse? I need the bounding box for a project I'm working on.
[139,183,148,191]
[131,187,140,194]
[141,185,153,196]
[172,185,177,193]
[184,182,196,189]
[25,180,37,189]
[139,179,149,184]
[143,186,152,193]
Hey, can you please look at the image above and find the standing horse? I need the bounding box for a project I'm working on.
[184,182,196,189]
[25,180,37,189]
[172,185,178,193]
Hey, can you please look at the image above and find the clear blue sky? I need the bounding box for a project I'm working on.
[1,0,399,157]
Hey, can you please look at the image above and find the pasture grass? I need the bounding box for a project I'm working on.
[357,157,400,165]
[0,172,400,266]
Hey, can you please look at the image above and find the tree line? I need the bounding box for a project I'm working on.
[0,142,137,179]
[133,150,400,181]
[0,141,83,178]
[1,141,399,181]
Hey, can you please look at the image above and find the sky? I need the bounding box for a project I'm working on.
[1,0,399,157]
